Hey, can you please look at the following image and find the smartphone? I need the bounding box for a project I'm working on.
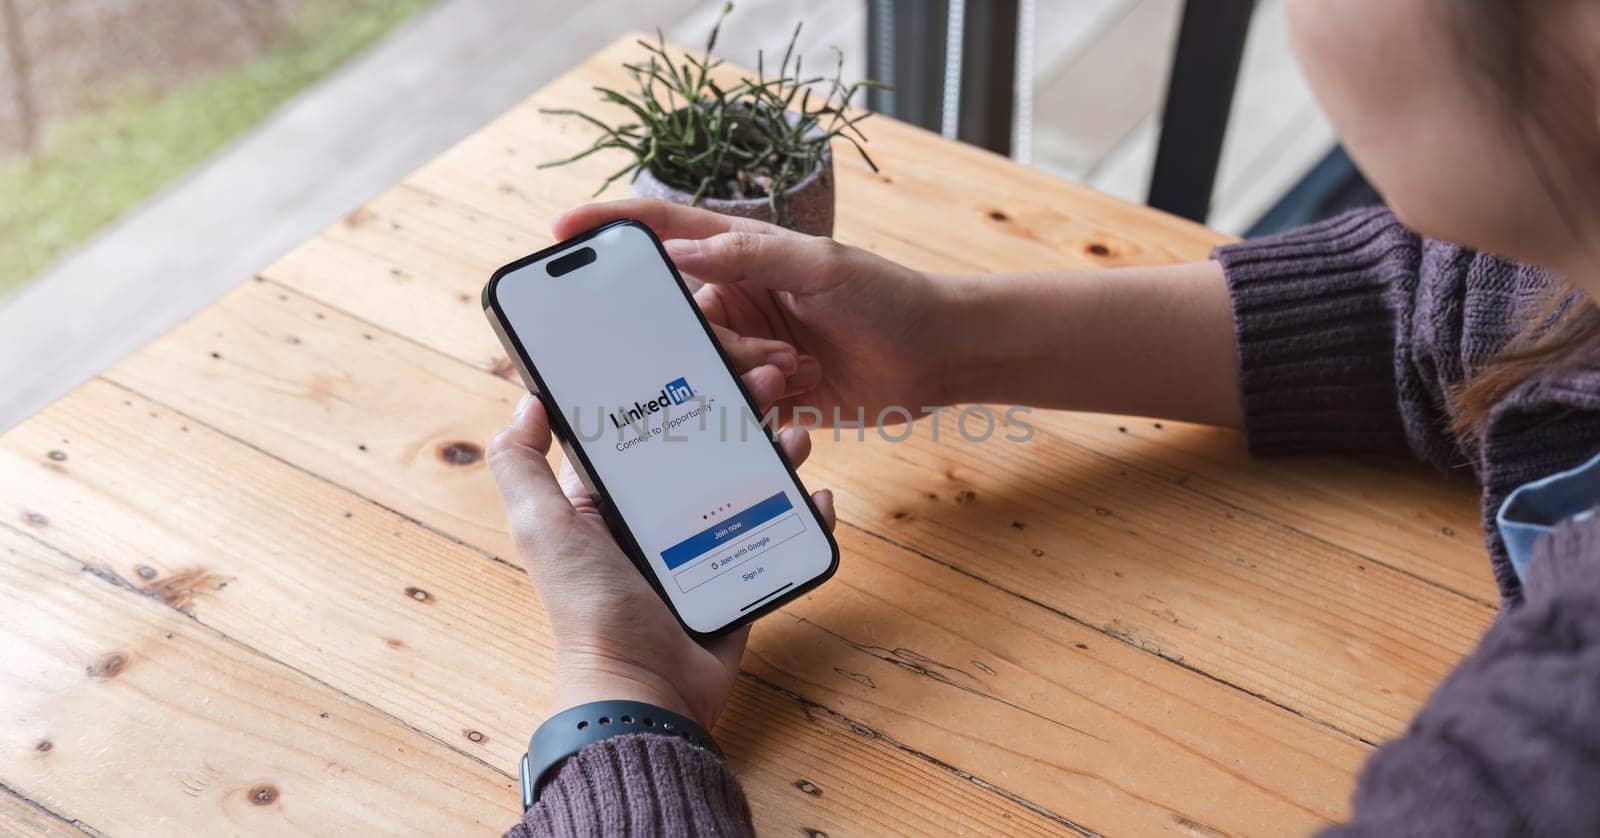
[482,219,839,638]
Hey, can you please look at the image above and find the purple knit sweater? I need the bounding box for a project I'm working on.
[507,208,1600,836]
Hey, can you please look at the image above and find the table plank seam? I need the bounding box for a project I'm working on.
[790,607,1110,743]
[767,595,1349,816]
[200,277,1451,742]
[56,380,1086,828]
[0,779,101,837]
[105,371,527,573]
[247,274,508,379]
[1082,449,1500,610]
[844,521,1383,750]
[738,670,1103,838]
[0,518,518,784]
[761,603,1346,826]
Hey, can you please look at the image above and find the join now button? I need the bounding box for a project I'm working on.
[673,513,804,593]
[660,492,795,570]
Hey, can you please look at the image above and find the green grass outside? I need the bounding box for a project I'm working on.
[0,0,437,299]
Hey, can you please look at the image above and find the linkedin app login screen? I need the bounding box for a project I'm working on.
[493,224,832,631]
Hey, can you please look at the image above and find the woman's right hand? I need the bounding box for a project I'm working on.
[553,199,953,427]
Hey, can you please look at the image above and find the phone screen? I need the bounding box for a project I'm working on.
[485,221,837,635]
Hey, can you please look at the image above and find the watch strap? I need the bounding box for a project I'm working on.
[520,700,721,811]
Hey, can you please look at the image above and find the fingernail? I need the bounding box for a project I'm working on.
[765,349,797,375]
[514,393,534,418]
[664,238,699,257]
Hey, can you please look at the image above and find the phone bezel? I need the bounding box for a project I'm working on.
[481,218,840,640]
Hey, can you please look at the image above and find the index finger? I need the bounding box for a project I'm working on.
[552,198,789,242]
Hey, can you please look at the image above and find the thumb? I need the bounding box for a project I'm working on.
[487,395,575,541]
[664,232,848,295]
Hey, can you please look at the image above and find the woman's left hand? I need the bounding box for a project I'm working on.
[488,345,835,730]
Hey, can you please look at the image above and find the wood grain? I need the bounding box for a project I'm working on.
[0,525,512,836]
[109,268,1494,745]
[82,269,1424,824]
[10,359,1375,834]
[0,380,1072,835]
[2,372,1370,834]
[800,418,1494,744]
[752,524,1368,835]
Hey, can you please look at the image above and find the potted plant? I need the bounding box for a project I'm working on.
[538,5,884,236]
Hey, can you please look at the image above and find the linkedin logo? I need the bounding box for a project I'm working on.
[609,377,696,429]
[665,377,694,405]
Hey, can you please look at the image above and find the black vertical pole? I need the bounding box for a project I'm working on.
[1147,0,1255,222]
[865,0,1017,155]
[865,0,948,132]
[956,0,1017,154]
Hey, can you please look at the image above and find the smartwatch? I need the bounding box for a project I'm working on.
[520,700,721,811]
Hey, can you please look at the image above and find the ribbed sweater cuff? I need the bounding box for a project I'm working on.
[509,734,752,837]
[1215,208,1420,457]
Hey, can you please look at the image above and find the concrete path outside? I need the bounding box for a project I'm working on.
[0,0,695,432]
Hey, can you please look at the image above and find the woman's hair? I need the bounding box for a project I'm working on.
[1444,0,1600,441]
[1452,298,1600,442]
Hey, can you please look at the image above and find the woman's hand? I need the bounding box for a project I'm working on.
[557,198,1246,428]
[553,199,953,427]
[488,354,835,731]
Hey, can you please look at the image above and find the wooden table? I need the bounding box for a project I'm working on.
[1,36,1498,836]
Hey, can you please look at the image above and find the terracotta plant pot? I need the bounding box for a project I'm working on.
[630,117,835,238]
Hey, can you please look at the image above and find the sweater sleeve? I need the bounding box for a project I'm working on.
[504,734,753,837]
[1214,206,1556,470]
[1320,511,1600,837]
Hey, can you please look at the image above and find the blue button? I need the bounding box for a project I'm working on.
[661,492,795,569]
